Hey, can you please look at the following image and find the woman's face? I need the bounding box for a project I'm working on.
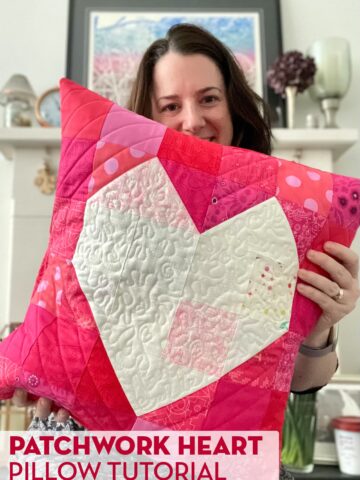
[151,52,233,146]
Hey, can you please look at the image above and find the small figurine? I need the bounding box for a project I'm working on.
[34,162,56,195]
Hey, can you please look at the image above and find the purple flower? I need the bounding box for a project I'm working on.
[267,51,317,97]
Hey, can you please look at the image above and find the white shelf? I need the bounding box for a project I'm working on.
[0,128,358,162]
[0,127,61,149]
[272,128,358,161]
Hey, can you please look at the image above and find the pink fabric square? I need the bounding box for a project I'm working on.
[101,104,166,155]
[203,185,271,230]
[279,199,327,262]
[164,300,237,376]
[49,198,85,259]
[57,138,97,201]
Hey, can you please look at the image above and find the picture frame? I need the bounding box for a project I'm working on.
[66,0,285,126]
[314,378,360,465]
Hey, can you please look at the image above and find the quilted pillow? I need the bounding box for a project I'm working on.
[0,78,359,432]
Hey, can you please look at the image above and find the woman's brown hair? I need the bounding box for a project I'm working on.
[127,23,272,154]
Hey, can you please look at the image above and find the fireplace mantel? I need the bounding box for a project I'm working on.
[0,126,357,160]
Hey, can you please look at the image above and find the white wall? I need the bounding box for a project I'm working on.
[0,0,69,100]
[0,0,359,373]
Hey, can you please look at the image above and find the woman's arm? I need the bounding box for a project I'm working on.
[290,242,359,392]
[291,327,338,391]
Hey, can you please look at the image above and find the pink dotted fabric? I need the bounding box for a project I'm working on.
[91,141,153,196]
[276,160,333,217]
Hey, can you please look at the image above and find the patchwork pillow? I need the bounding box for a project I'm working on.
[0,78,359,432]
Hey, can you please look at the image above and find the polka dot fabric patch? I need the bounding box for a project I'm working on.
[90,141,153,196]
[276,159,333,217]
[0,78,359,435]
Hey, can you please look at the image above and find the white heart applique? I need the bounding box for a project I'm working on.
[73,158,298,415]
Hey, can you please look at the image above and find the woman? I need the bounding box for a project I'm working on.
[15,22,359,479]
[129,24,359,480]
[127,23,359,394]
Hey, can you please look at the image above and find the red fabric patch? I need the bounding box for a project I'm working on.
[158,128,222,175]
[61,79,112,141]
[141,381,218,431]
[74,338,136,430]
[160,157,216,232]
[219,146,278,195]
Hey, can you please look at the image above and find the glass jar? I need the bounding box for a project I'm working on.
[282,392,317,473]
[4,99,33,127]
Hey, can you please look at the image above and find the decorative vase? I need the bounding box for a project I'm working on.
[282,392,317,473]
[308,37,351,128]
[0,74,36,127]
[285,86,297,129]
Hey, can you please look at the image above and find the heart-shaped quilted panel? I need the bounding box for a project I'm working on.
[73,157,298,415]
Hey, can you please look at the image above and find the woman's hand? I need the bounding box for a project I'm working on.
[12,389,69,423]
[297,241,360,339]
[291,242,359,392]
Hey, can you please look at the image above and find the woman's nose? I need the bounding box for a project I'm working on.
[181,104,206,134]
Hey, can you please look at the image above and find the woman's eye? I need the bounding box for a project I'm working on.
[202,95,219,104]
[161,103,179,112]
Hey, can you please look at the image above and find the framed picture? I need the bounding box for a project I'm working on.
[314,379,360,465]
[66,0,284,125]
